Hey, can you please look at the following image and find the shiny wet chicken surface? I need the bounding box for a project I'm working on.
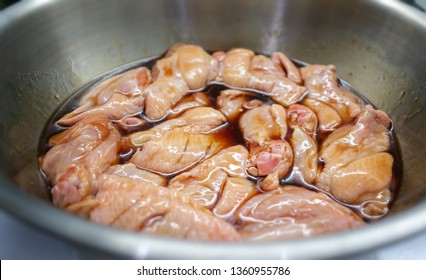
[40,43,399,241]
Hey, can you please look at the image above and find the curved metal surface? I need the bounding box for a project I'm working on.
[0,0,425,259]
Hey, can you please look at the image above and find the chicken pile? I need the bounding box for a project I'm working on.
[40,44,397,241]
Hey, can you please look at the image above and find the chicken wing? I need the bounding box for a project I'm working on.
[129,108,229,175]
[287,104,318,185]
[214,48,306,106]
[105,163,167,187]
[168,145,253,213]
[167,91,212,119]
[144,44,218,120]
[58,67,151,126]
[239,104,293,191]
[216,90,261,122]
[316,105,393,216]
[302,98,342,137]
[239,104,288,145]
[90,173,240,241]
[301,65,361,122]
[41,115,120,214]
[236,186,365,241]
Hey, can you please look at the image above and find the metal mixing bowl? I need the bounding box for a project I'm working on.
[0,0,425,259]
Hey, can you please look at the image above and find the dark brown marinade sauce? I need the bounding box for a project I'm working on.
[38,55,402,222]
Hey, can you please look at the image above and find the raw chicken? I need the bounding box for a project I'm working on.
[168,145,255,217]
[302,98,342,137]
[144,44,218,120]
[301,65,361,122]
[129,108,230,175]
[289,128,318,185]
[58,67,151,126]
[239,104,293,191]
[236,186,365,241]
[167,91,212,119]
[105,163,167,187]
[41,43,399,241]
[239,104,288,145]
[213,177,258,221]
[90,173,240,241]
[41,115,120,214]
[288,104,318,184]
[115,116,147,134]
[271,51,302,84]
[316,105,393,216]
[287,104,317,136]
[130,107,227,145]
[248,141,293,191]
[216,90,261,122]
[214,48,306,106]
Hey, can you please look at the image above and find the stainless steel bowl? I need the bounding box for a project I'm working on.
[0,0,425,259]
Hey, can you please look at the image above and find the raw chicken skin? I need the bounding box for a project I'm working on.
[288,104,318,184]
[216,90,261,122]
[316,105,393,215]
[302,98,342,137]
[58,67,151,126]
[271,51,302,84]
[301,65,361,122]
[105,163,167,187]
[236,186,365,241]
[168,145,251,211]
[214,48,306,106]
[287,104,317,136]
[129,108,229,175]
[239,104,293,191]
[130,127,229,175]
[239,104,288,145]
[213,177,258,220]
[289,127,318,185]
[144,75,189,121]
[168,91,212,119]
[90,173,240,241]
[115,116,147,134]
[144,44,218,120]
[130,107,226,146]
[41,115,120,213]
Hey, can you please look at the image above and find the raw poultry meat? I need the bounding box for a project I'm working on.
[90,172,240,241]
[214,48,306,106]
[144,44,218,120]
[316,105,394,216]
[167,91,212,119]
[216,89,261,122]
[288,104,318,184]
[105,163,167,186]
[128,107,230,175]
[58,67,151,126]
[301,64,361,123]
[239,104,293,191]
[239,104,288,145]
[236,186,365,241]
[40,43,399,241]
[115,116,147,134]
[168,145,257,220]
[302,98,342,137]
[41,115,121,215]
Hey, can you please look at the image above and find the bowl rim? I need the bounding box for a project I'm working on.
[1,0,426,259]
